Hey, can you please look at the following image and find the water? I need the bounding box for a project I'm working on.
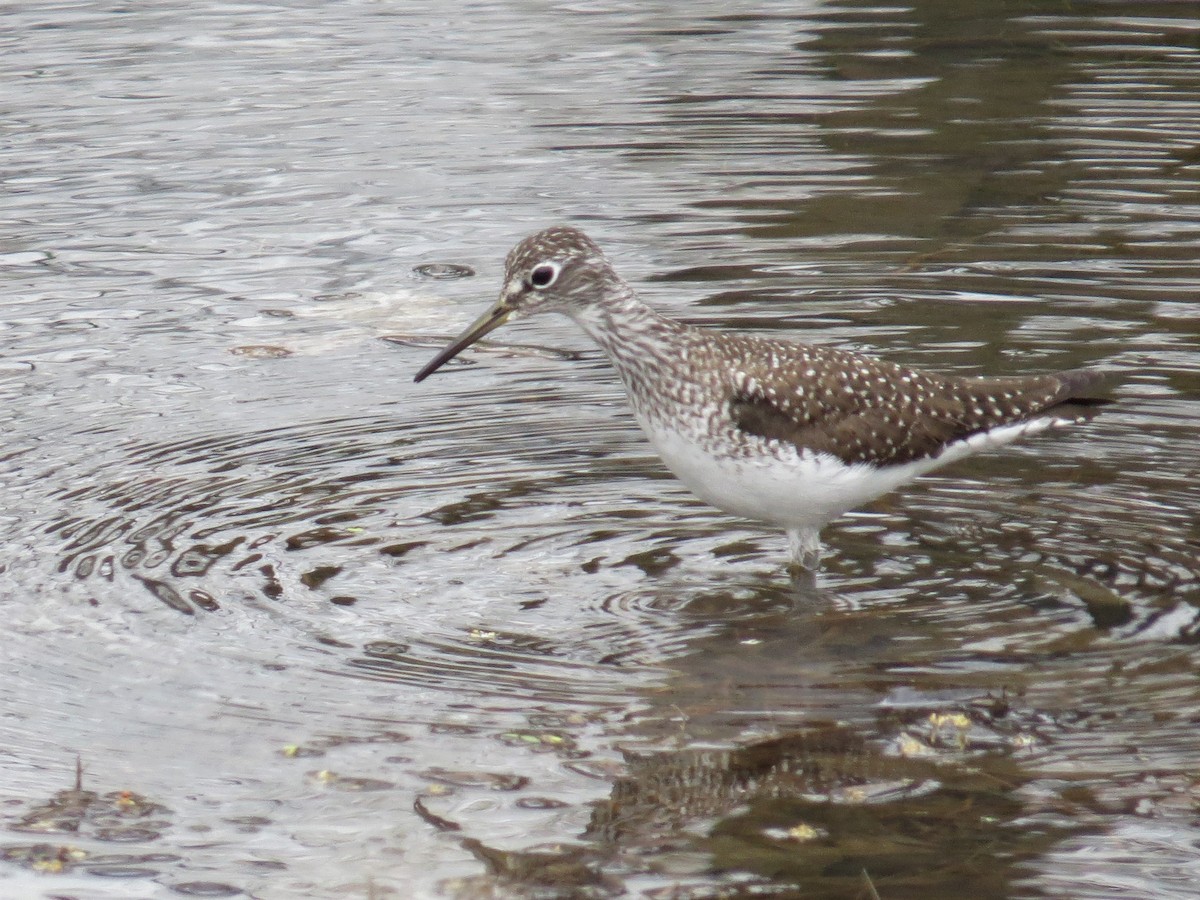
[2,1,1198,897]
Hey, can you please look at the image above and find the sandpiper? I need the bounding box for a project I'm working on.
[414,226,1111,569]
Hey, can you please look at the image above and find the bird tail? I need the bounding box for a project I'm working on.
[1047,369,1114,421]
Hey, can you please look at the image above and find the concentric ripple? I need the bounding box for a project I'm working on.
[10,400,777,714]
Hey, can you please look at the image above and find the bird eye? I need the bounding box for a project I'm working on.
[529,263,559,289]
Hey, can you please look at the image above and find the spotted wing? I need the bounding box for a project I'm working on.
[730,354,1110,468]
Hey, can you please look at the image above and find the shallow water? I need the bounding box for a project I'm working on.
[2,1,1199,898]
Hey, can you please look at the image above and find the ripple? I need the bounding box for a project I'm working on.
[852,475,1200,646]
[12,405,761,710]
[341,629,638,707]
[411,263,475,280]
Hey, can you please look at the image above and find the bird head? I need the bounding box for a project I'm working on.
[414,226,616,382]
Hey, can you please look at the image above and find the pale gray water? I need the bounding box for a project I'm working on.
[2,1,1199,898]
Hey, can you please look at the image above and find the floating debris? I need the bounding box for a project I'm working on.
[381,332,592,362]
[762,821,826,843]
[307,770,395,792]
[229,344,293,359]
[420,768,529,792]
[413,796,461,832]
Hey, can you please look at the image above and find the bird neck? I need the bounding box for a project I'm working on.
[565,284,702,422]
[568,285,686,366]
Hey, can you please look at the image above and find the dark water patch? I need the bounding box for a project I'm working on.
[169,882,244,897]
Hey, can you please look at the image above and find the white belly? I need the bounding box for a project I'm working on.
[637,417,1059,531]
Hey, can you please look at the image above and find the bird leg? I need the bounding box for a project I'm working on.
[786,528,823,572]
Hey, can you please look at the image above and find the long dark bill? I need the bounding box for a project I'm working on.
[413,301,512,383]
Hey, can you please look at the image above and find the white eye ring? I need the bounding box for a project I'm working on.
[529,262,560,289]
